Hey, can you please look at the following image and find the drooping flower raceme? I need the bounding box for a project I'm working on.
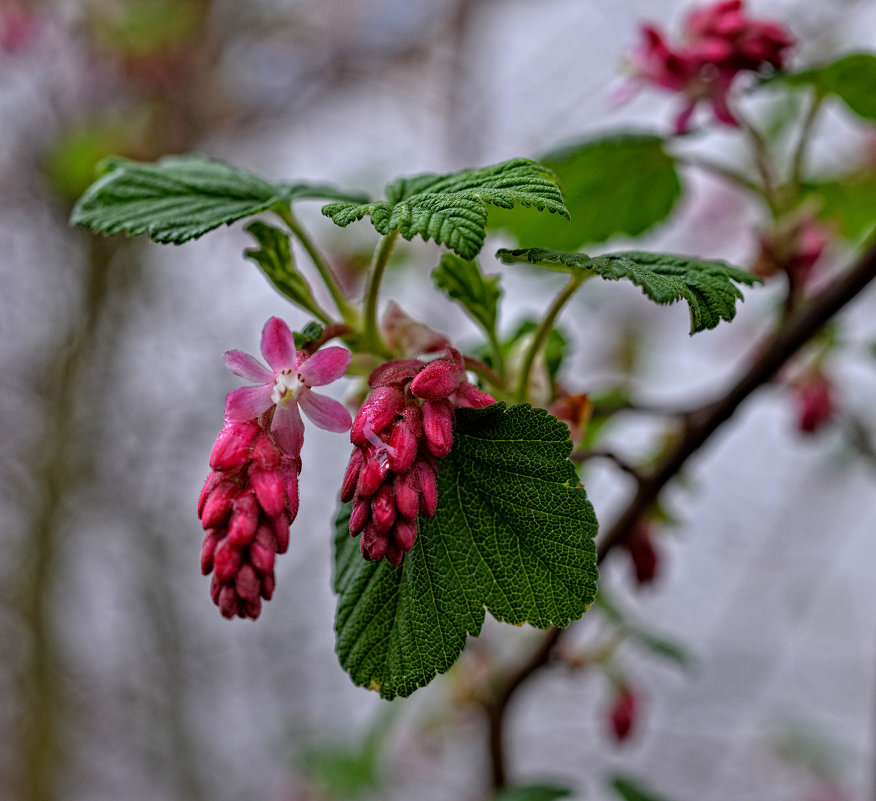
[199,317,352,619]
[223,316,353,456]
[627,0,794,133]
[341,348,495,565]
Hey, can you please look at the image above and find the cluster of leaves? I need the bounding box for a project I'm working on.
[69,134,766,699]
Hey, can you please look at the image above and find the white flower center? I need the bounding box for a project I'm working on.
[271,369,305,406]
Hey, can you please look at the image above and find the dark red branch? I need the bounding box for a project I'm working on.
[484,238,876,792]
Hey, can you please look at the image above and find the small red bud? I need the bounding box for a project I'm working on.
[200,481,239,529]
[351,386,405,446]
[422,399,454,458]
[411,359,462,401]
[349,495,371,534]
[388,420,418,473]
[341,448,364,502]
[250,465,286,518]
[455,381,496,409]
[371,484,396,533]
[608,685,638,743]
[200,530,222,575]
[227,491,260,547]
[209,421,260,470]
[393,473,420,520]
[213,539,242,584]
[368,358,424,387]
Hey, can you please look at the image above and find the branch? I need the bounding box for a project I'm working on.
[482,238,876,792]
[598,237,876,560]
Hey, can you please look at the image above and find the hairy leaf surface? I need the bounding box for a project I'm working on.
[778,53,876,121]
[490,134,681,250]
[71,155,366,244]
[497,248,759,334]
[322,159,568,259]
[334,403,598,699]
[432,254,501,337]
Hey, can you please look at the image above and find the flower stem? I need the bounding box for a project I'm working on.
[363,231,398,355]
[516,272,587,403]
[275,205,359,326]
[790,90,823,190]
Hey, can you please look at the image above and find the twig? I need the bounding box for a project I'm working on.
[483,238,876,791]
[570,449,644,482]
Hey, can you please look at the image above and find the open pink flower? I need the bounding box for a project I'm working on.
[223,317,352,457]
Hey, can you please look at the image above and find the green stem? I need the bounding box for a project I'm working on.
[790,91,823,190]
[736,110,781,217]
[516,272,587,403]
[363,232,398,354]
[275,205,359,325]
[676,154,764,198]
[486,329,506,381]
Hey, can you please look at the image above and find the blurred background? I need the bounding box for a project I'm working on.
[2,1,876,800]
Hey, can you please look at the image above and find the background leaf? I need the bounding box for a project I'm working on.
[490,134,681,250]
[244,222,330,323]
[433,254,501,337]
[334,403,598,699]
[610,775,675,801]
[322,158,568,260]
[492,784,574,801]
[497,248,760,334]
[778,52,876,121]
[805,171,876,242]
[71,155,366,244]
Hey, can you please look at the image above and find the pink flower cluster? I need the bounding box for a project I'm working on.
[629,0,793,133]
[341,348,495,565]
[199,421,300,619]
[200,317,352,619]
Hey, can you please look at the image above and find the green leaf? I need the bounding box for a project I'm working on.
[779,53,876,121]
[70,154,366,244]
[334,403,599,699]
[490,134,681,250]
[322,158,568,260]
[433,254,501,337]
[805,171,876,242]
[493,784,573,801]
[244,222,330,323]
[498,248,760,334]
[610,775,674,801]
[293,321,325,350]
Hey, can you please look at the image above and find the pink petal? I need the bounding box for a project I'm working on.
[223,349,273,383]
[225,385,273,422]
[297,347,352,386]
[260,317,296,371]
[299,388,353,433]
[271,401,305,456]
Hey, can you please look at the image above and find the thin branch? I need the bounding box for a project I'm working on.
[570,449,645,483]
[482,238,876,792]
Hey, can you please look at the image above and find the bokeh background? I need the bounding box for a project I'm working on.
[2,1,876,800]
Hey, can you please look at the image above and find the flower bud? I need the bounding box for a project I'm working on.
[368,358,424,388]
[455,381,496,409]
[341,448,364,502]
[388,419,418,473]
[411,359,462,401]
[393,473,420,520]
[371,484,396,533]
[624,523,659,585]
[349,495,371,534]
[351,386,405,446]
[422,400,454,458]
[209,421,260,470]
[200,480,239,529]
[608,685,638,743]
